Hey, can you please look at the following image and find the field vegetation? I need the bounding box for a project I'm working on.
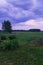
[0,32,43,65]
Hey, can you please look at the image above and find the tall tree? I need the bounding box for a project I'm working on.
[2,20,12,33]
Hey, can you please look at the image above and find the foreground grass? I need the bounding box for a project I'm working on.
[0,32,43,65]
[0,45,43,65]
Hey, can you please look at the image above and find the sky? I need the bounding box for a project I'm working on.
[0,0,43,30]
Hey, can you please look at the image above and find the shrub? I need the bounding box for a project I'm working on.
[0,35,7,40]
[0,40,19,51]
[8,35,16,40]
[0,42,6,50]
[0,40,3,43]
[9,40,19,50]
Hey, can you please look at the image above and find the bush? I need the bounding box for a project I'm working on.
[9,40,19,50]
[0,40,19,51]
[0,35,7,40]
[8,35,16,40]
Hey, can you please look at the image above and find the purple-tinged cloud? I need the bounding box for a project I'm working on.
[0,0,43,30]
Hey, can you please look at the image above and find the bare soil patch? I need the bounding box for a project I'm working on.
[30,38,43,47]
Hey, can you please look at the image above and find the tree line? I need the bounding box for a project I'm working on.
[1,20,41,33]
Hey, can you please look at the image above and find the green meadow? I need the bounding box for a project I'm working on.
[0,32,43,65]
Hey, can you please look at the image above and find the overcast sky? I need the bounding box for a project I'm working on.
[0,0,43,30]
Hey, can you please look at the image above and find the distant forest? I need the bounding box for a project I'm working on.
[0,29,42,32]
[0,20,42,32]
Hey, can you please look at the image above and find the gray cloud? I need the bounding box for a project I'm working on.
[0,0,43,24]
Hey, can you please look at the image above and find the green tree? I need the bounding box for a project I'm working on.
[2,20,12,33]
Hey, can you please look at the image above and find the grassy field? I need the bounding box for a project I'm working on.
[0,32,43,65]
